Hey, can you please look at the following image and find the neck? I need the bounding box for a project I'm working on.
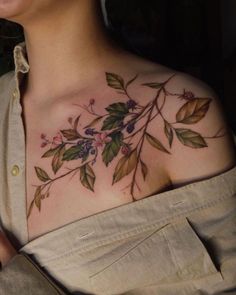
[21,0,121,103]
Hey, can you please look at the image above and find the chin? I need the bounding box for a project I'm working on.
[0,0,32,21]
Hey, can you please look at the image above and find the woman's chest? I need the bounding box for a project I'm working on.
[22,97,172,242]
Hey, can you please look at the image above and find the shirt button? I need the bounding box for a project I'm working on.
[11,165,20,176]
[12,88,18,99]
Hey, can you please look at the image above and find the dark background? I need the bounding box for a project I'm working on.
[0,0,236,132]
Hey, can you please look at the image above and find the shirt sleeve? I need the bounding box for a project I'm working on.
[0,252,68,295]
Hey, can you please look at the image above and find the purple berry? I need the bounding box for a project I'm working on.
[126,123,135,133]
[85,141,92,148]
[77,140,84,146]
[118,121,124,128]
[183,90,195,100]
[76,151,84,158]
[126,99,137,110]
[90,148,96,155]
[85,128,95,136]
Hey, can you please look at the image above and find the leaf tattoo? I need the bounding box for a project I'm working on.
[174,129,207,148]
[176,98,212,124]
[80,163,96,191]
[112,149,138,184]
[27,72,225,218]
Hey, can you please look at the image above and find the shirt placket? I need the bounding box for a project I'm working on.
[6,73,29,247]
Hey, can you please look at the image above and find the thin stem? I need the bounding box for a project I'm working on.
[72,103,105,117]
[124,93,166,142]
[204,127,227,139]
[130,87,163,199]
[155,89,166,122]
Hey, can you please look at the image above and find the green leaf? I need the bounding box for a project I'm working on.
[102,132,123,166]
[52,144,66,174]
[80,163,95,191]
[142,82,163,89]
[140,159,148,180]
[101,115,123,131]
[41,145,62,158]
[62,145,83,161]
[106,72,125,90]
[164,120,173,148]
[85,116,103,129]
[34,186,42,211]
[101,103,129,130]
[176,98,212,124]
[175,128,207,148]
[113,149,137,184]
[35,166,51,182]
[145,133,170,154]
[60,129,81,140]
[105,102,129,116]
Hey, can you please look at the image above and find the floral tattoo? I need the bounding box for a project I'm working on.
[27,72,226,218]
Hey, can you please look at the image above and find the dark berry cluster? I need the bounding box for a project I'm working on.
[126,123,135,133]
[76,140,95,158]
[126,99,137,110]
[85,128,96,136]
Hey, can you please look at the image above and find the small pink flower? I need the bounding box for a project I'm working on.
[40,133,46,139]
[94,132,112,148]
[89,98,95,105]
[40,133,49,148]
[182,89,195,100]
[51,132,63,148]
[121,145,130,156]
[41,142,48,148]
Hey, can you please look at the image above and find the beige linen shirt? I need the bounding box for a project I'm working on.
[1,41,236,295]
[0,41,29,248]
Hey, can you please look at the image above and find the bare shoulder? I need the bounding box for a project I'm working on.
[137,67,236,187]
[112,50,236,186]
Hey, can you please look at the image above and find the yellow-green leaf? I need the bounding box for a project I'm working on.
[106,72,125,90]
[80,163,96,191]
[35,166,50,182]
[74,115,81,131]
[175,128,207,148]
[41,145,61,158]
[27,199,34,219]
[60,129,81,140]
[85,116,103,128]
[164,120,173,148]
[52,144,66,174]
[112,149,137,184]
[176,98,212,124]
[34,186,42,211]
[145,132,170,154]
[142,82,163,89]
[140,159,148,180]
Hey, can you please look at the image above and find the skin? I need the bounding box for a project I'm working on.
[1,0,236,267]
[0,232,17,267]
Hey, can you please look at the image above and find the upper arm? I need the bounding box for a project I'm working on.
[161,72,236,186]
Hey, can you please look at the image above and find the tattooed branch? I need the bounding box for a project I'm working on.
[27,72,226,218]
